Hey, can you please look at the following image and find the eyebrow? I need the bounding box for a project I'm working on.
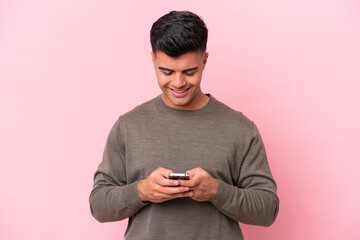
[158,67,198,72]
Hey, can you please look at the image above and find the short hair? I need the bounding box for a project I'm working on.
[150,11,208,57]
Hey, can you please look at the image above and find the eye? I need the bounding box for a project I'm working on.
[162,71,172,76]
[185,72,195,76]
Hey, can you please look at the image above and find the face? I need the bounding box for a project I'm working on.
[152,51,209,110]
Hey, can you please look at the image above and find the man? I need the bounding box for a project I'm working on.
[90,11,279,239]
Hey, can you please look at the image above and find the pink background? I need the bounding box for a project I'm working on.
[1,0,360,239]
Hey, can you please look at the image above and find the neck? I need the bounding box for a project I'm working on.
[161,91,210,111]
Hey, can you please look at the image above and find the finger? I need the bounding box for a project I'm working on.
[185,167,204,179]
[168,191,193,199]
[158,186,190,195]
[150,190,193,202]
[151,168,174,185]
[159,177,181,187]
[154,167,173,177]
[178,177,200,187]
[185,168,199,178]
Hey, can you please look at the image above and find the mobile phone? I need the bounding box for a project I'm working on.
[168,172,190,180]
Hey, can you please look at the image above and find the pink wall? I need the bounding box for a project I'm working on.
[1,0,359,239]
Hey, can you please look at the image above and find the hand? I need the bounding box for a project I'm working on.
[136,167,192,203]
[178,167,218,202]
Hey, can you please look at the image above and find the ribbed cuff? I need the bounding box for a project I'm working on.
[209,179,233,207]
[122,181,149,212]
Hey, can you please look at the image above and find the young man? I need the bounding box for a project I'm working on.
[90,11,279,239]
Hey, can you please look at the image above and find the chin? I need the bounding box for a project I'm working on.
[172,99,189,107]
[168,97,191,108]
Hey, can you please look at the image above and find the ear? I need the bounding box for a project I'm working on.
[203,52,209,66]
[151,51,156,63]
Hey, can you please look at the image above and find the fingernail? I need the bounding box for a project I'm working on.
[188,191,193,197]
[174,181,179,185]
[184,187,189,191]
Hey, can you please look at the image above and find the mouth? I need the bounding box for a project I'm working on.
[170,87,191,97]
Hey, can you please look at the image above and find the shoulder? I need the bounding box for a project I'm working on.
[107,97,159,141]
[111,97,160,131]
[210,96,255,130]
[121,97,158,119]
[207,96,261,143]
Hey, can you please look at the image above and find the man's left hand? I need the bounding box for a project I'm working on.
[178,167,218,202]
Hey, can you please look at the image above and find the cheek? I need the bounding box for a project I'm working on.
[157,75,169,87]
[190,76,202,86]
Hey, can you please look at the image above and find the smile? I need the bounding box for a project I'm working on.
[170,87,191,97]
[172,89,187,93]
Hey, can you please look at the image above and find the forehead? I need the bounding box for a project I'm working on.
[153,51,203,70]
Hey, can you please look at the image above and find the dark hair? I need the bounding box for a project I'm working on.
[150,11,208,57]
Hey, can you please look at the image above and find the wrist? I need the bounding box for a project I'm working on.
[211,178,218,198]
[136,180,148,202]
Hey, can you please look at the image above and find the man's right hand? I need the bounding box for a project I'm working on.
[136,167,192,203]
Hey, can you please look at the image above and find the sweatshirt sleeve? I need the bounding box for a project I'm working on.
[209,122,279,226]
[89,118,148,223]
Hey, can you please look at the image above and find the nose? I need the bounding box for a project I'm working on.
[172,73,186,89]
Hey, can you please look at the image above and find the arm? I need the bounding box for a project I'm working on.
[180,123,279,226]
[89,119,192,222]
[209,182,278,226]
[89,119,147,223]
[210,122,279,226]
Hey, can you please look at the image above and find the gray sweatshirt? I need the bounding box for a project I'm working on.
[90,95,279,240]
